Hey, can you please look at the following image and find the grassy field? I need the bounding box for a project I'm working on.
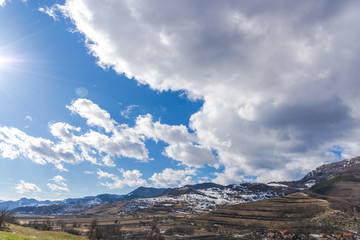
[0,224,87,240]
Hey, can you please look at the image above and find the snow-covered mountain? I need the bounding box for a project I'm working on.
[9,182,297,215]
[0,197,63,210]
[8,156,360,216]
[0,194,125,212]
[84,182,299,215]
[272,156,360,189]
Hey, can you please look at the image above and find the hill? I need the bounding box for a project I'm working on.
[194,192,358,234]
[81,183,298,217]
[10,157,360,239]
[0,224,86,240]
[9,156,360,218]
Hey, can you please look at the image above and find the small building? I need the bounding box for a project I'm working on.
[342,233,353,239]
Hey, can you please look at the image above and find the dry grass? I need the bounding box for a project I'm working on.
[195,192,331,231]
[0,224,86,240]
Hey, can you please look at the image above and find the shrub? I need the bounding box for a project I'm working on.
[0,208,16,231]
[165,226,195,235]
[65,227,82,236]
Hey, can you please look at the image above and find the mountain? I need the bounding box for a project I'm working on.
[8,156,360,216]
[64,194,126,204]
[2,194,125,213]
[306,159,360,214]
[271,156,360,189]
[165,186,206,197]
[125,186,172,199]
[0,197,63,210]
[302,156,360,183]
[82,182,300,216]
[192,156,360,235]
[184,182,224,190]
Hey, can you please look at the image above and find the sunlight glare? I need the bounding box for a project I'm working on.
[0,53,23,72]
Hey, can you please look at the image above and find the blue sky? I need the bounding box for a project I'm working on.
[1,0,360,200]
[0,0,207,200]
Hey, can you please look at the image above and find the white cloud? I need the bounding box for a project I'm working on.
[15,180,41,194]
[97,168,147,189]
[101,155,115,167]
[120,104,138,119]
[24,116,32,122]
[164,143,216,168]
[67,98,115,133]
[47,175,69,192]
[150,168,196,188]
[0,99,213,172]
[0,126,81,166]
[48,0,360,183]
[52,175,66,183]
[0,0,7,7]
[135,114,216,167]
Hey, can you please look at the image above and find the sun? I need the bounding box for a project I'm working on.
[0,54,23,72]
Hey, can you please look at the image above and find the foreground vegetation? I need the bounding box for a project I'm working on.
[0,224,86,240]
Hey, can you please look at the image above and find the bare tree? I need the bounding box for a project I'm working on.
[0,208,16,231]
[88,218,105,240]
[88,218,98,239]
[56,219,66,231]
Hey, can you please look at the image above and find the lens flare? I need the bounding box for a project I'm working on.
[75,87,89,97]
[0,54,23,71]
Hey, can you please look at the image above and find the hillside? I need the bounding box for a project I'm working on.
[0,224,86,240]
[82,183,298,217]
[308,175,360,216]
[194,192,358,234]
[12,182,298,216]
[302,156,360,182]
[9,156,360,218]
[10,157,360,239]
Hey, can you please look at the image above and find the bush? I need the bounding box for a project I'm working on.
[27,219,52,231]
[0,208,16,231]
[65,227,82,236]
[165,226,195,235]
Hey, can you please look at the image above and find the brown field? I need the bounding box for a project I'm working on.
[192,192,356,235]
[16,192,360,239]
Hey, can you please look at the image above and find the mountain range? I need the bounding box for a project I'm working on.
[3,156,360,216]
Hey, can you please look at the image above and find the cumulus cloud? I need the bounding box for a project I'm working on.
[97,168,147,189]
[0,99,213,172]
[67,98,115,133]
[135,114,216,167]
[46,0,360,183]
[150,168,197,188]
[47,175,69,192]
[0,126,81,168]
[15,180,41,194]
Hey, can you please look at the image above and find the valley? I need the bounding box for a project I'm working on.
[2,157,360,239]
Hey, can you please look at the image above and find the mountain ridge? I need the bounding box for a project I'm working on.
[6,156,360,215]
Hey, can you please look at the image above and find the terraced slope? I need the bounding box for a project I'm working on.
[196,192,330,231]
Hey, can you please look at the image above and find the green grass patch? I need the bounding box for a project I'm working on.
[310,175,360,194]
[0,224,86,240]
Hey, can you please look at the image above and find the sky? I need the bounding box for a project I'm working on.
[1,0,360,200]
